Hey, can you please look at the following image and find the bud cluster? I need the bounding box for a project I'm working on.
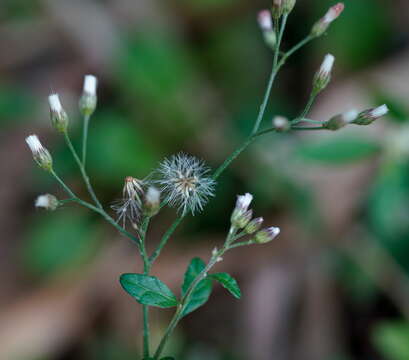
[230,193,280,244]
[311,3,345,37]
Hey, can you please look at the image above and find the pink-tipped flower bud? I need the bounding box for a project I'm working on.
[79,74,98,116]
[245,217,264,234]
[353,104,389,125]
[311,3,344,37]
[25,135,53,171]
[35,194,59,211]
[254,226,281,244]
[273,116,291,132]
[48,94,69,133]
[258,10,276,49]
[313,54,335,94]
[324,109,358,131]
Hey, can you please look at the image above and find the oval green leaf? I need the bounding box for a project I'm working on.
[120,273,178,308]
[210,272,241,299]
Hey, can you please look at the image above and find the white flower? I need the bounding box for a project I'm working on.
[35,194,59,211]
[83,75,98,96]
[48,94,63,113]
[319,54,335,78]
[258,10,273,31]
[354,104,389,125]
[157,153,216,215]
[48,93,68,132]
[369,104,389,118]
[112,176,144,227]
[235,193,253,212]
[313,54,335,93]
[255,226,281,244]
[25,135,53,170]
[144,186,161,217]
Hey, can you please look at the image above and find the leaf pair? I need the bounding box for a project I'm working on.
[120,257,241,316]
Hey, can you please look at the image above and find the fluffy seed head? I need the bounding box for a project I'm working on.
[35,194,59,211]
[48,93,68,132]
[25,135,53,171]
[354,104,389,125]
[157,153,216,215]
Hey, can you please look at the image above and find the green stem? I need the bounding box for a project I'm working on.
[251,14,288,135]
[153,229,237,359]
[298,91,318,120]
[281,35,314,64]
[82,114,90,166]
[63,131,103,209]
[50,169,77,198]
[149,216,184,264]
[291,126,324,131]
[139,219,151,359]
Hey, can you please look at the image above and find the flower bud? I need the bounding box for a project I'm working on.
[245,217,264,234]
[231,193,253,228]
[35,194,59,211]
[311,3,344,37]
[323,109,358,131]
[313,54,335,94]
[79,75,98,116]
[254,226,281,244]
[144,186,161,217]
[48,94,68,133]
[273,116,290,132]
[25,135,53,171]
[283,0,296,14]
[353,104,389,125]
[272,0,283,19]
[258,10,276,49]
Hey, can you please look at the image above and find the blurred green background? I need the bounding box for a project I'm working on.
[1,0,409,359]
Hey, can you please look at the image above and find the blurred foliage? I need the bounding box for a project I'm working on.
[373,322,409,360]
[22,209,100,278]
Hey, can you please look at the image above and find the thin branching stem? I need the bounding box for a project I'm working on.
[63,131,103,209]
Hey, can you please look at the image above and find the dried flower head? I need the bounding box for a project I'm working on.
[112,176,144,227]
[25,135,53,171]
[35,194,59,211]
[48,93,68,133]
[311,3,344,37]
[157,153,216,215]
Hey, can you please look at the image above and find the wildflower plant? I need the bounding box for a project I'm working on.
[25,2,389,359]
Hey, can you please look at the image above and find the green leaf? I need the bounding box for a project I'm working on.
[296,136,380,165]
[120,274,178,308]
[373,321,409,360]
[181,258,213,317]
[210,273,241,299]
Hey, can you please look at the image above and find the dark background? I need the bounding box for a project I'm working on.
[1,0,409,359]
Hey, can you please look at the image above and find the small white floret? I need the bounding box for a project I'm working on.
[370,104,389,118]
[83,75,98,95]
[48,93,63,113]
[320,54,335,77]
[25,135,43,154]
